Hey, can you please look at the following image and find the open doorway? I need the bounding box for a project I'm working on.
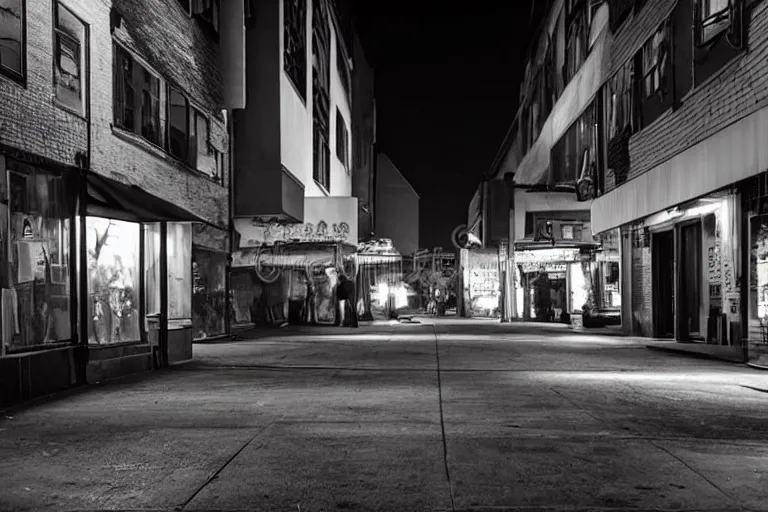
[679,221,703,340]
[653,230,675,338]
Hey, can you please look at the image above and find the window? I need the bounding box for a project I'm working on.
[312,0,330,190]
[0,0,24,83]
[168,86,189,161]
[550,102,597,185]
[167,87,222,181]
[113,44,161,145]
[641,22,670,98]
[54,3,86,114]
[336,43,351,99]
[335,109,349,170]
[314,129,330,190]
[191,0,219,33]
[564,4,588,83]
[605,60,634,140]
[6,160,72,350]
[699,0,730,44]
[191,108,221,180]
[284,0,307,99]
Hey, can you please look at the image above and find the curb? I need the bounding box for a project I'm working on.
[643,344,746,364]
[746,362,768,371]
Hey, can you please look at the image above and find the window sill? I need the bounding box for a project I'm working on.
[314,180,330,196]
[111,124,224,186]
[53,97,87,121]
[4,340,75,356]
[0,69,26,89]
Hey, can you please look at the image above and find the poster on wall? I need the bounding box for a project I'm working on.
[467,250,500,317]
[16,240,46,283]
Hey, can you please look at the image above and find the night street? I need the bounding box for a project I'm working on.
[1,319,767,512]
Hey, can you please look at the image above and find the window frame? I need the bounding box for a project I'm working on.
[698,0,731,45]
[0,0,27,85]
[335,109,349,170]
[113,42,162,147]
[167,84,191,163]
[283,0,307,101]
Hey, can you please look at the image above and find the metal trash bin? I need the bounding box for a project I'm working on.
[146,313,162,368]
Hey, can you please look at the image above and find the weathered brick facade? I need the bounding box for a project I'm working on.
[96,0,229,229]
[607,0,768,189]
[0,0,229,228]
[0,0,89,166]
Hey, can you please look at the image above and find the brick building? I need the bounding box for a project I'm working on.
[0,0,230,407]
[591,0,768,355]
[465,0,621,324]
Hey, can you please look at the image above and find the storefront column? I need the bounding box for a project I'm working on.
[159,221,169,368]
[77,169,89,382]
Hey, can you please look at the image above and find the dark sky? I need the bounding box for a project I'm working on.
[352,1,535,251]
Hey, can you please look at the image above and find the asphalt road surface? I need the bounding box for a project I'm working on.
[1,318,767,512]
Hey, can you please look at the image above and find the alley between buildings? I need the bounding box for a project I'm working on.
[2,319,767,511]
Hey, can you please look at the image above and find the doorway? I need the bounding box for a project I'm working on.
[653,230,675,338]
[679,221,703,340]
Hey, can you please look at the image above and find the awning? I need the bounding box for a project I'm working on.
[86,172,210,225]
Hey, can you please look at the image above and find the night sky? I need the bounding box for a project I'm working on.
[352,1,535,251]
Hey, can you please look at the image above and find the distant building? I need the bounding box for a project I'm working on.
[476,0,768,358]
[375,153,420,256]
[229,0,372,328]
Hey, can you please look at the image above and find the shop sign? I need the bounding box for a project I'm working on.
[235,197,358,248]
[514,248,580,264]
[521,262,567,273]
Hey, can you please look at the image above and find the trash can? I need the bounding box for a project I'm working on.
[146,313,162,368]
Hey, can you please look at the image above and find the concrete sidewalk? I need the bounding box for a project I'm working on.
[2,320,767,511]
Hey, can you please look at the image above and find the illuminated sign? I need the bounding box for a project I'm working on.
[514,248,580,263]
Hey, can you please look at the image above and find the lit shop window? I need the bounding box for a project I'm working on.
[6,162,72,350]
[86,217,140,345]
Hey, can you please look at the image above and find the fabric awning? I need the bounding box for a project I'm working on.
[86,172,209,225]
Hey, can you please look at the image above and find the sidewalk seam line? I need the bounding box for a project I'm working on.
[432,325,456,512]
[175,420,277,511]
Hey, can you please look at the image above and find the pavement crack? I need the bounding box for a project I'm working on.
[175,421,276,511]
[647,440,742,507]
[432,325,457,512]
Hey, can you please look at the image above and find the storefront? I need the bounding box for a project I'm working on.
[461,248,501,318]
[356,239,406,320]
[513,246,595,322]
[191,224,228,340]
[743,171,768,344]
[635,190,743,344]
[1,155,214,406]
[231,197,358,327]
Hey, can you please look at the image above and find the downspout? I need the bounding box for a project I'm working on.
[225,110,234,336]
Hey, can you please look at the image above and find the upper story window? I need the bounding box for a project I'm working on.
[335,109,349,171]
[640,22,671,98]
[312,0,331,191]
[0,0,25,84]
[176,0,219,35]
[698,0,730,44]
[168,87,190,161]
[54,3,87,115]
[113,44,161,146]
[336,43,351,100]
[604,59,635,141]
[564,0,589,83]
[284,0,307,100]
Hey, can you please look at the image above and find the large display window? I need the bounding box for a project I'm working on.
[750,215,768,331]
[86,217,140,344]
[167,222,192,323]
[192,246,226,338]
[5,161,73,349]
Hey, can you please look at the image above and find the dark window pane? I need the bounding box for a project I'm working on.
[141,70,160,144]
[283,0,307,99]
[113,46,135,131]
[168,88,189,161]
[0,0,24,78]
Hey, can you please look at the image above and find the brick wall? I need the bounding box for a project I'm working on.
[92,0,229,229]
[0,0,89,166]
[0,0,229,229]
[610,0,768,184]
